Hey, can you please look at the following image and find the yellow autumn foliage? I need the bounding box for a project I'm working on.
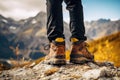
[88,32,120,67]
[65,32,120,67]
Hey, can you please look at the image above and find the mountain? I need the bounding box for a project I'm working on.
[0,12,120,60]
[85,19,120,39]
[0,12,70,60]
[0,12,48,59]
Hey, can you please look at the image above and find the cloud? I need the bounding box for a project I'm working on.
[0,0,69,22]
[0,0,46,20]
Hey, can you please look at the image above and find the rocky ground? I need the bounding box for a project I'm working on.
[0,61,120,80]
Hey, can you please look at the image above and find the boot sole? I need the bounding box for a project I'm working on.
[52,59,66,65]
[70,57,93,64]
[44,59,66,65]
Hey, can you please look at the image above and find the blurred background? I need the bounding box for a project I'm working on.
[0,0,120,67]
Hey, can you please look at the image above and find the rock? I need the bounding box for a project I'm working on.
[28,62,36,68]
[118,67,120,71]
[0,60,13,70]
[87,62,99,68]
[82,67,107,79]
[104,62,115,68]
[0,61,120,80]
[44,67,59,76]
[98,77,113,80]
[113,77,120,80]
[117,71,120,77]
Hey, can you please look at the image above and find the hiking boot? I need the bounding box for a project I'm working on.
[70,39,94,64]
[44,38,66,65]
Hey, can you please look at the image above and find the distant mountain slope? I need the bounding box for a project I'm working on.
[85,19,120,39]
[0,33,15,59]
[0,12,70,59]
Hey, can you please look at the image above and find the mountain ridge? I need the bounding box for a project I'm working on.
[0,12,120,60]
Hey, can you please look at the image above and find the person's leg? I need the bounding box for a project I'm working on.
[64,0,86,41]
[46,0,64,42]
[45,0,66,65]
[64,0,94,64]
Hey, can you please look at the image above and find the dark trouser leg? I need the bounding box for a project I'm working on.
[64,0,87,41]
[46,0,64,42]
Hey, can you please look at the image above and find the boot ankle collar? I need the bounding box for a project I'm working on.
[72,40,84,45]
[52,41,65,45]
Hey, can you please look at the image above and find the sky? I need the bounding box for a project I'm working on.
[82,0,120,21]
[0,0,120,22]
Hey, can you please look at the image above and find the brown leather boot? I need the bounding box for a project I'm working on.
[44,40,66,65]
[70,41,94,64]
